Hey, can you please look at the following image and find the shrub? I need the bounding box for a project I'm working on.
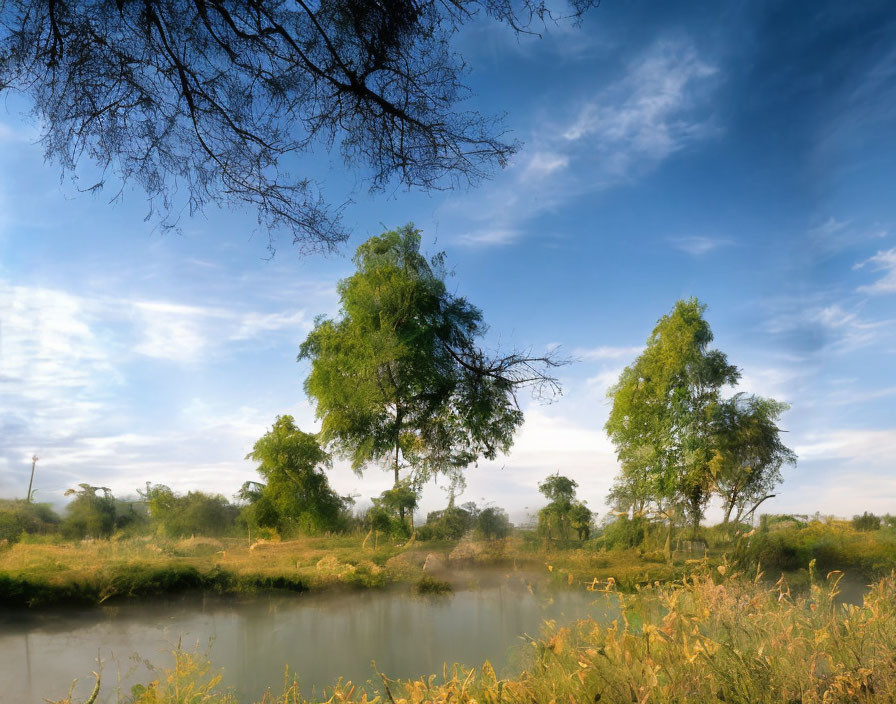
[416,575,452,594]
[61,484,117,539]
[422,505,475,540]
[475,506,511,540]
[853,511,882,532]
[737,519,896,578]
[0,499,60,542]
[598,515,648,550]
[144,484,238,537]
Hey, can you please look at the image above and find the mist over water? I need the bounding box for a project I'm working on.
[0,572,614,703]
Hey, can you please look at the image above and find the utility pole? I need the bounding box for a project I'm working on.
[26,455,38,503]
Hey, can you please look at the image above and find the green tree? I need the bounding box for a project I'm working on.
[536,473,591,542]
[299,225,562,511]
[244,415,349,535]
[711,394,796,524]
[568,502,594,541]
[0,499,60,542]
[365,483,420,542]
[422,504,477,540]
[141,483,237,537]
[61,483,117,539]
[853,512,882,532]
[475,506,511,540]
[605,299,740,545]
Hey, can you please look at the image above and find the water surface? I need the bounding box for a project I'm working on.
[0,570,611,703]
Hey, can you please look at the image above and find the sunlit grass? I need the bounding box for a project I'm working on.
[7,520,896,607]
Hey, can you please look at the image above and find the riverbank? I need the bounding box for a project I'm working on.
[48,568,896,704]
[0,533,692,608]
[6,519,896,609]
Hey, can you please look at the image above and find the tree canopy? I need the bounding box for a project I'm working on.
[140,483,237,537]
[537,473,592,542]
[0,0,596,250]
[711,393,797,524]
[606,299,741,530]
[299,224,563,492]
[244,415,349,534]
[605,299,796,540]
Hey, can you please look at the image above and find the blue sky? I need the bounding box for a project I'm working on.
[1,0,895,522]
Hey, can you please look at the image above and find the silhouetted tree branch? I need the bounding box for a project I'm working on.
[0,0,597,252]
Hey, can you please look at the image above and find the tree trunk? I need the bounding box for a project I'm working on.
[722,500,734,525]
[664,521,673,563]
[394,430,404,522]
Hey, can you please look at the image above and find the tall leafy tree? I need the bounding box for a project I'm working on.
[299,225,562,505]
[537,473,591,542]
[244,415,348,534]
[605,299,740,539]
[711,394,796,524]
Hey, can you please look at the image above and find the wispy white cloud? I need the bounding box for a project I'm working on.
[521,151,570,181]
[669,236,734,256]
[808,217,888,255]
[232,310,311,341]
[767,427,896,516]
[456,228,522,247]
[855,247,896,294]
[575,345,643,361]
[448,37,720,247]
[762,297,894,354]
[561,39,718,162]
[0,279,316,499]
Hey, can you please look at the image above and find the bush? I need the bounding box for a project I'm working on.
[144,485,239,537]
[853,511,882,532]
[475,506,511,540]
[416,575,452,594]
[61,484,117,539]
[422,506,475,540]
[737,520,896,578]
[0,500,60,542]
[598,515,648,550]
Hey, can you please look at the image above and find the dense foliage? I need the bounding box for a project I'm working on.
[141,484,239,537]
[536,473,592,542]
[474,506,512,540]
[300,225,561,494]
[0,499,60,542]
[242,416,352,535]
[60,484,120,539]
[606,299,796,545]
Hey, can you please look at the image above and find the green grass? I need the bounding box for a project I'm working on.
[6,520,896,608]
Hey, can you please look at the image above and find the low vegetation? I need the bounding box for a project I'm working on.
[4,510,896,608]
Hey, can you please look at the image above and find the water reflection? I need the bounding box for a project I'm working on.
[0,571,612,703]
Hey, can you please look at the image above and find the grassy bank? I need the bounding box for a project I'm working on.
[0,534,404,607]
[6,518,896,608]
[0,532,695,608]
[51,567,896,703]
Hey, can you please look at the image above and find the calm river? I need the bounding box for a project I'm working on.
[0,571,613,703]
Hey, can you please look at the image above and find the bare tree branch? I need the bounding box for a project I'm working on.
[0,0,597,252]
